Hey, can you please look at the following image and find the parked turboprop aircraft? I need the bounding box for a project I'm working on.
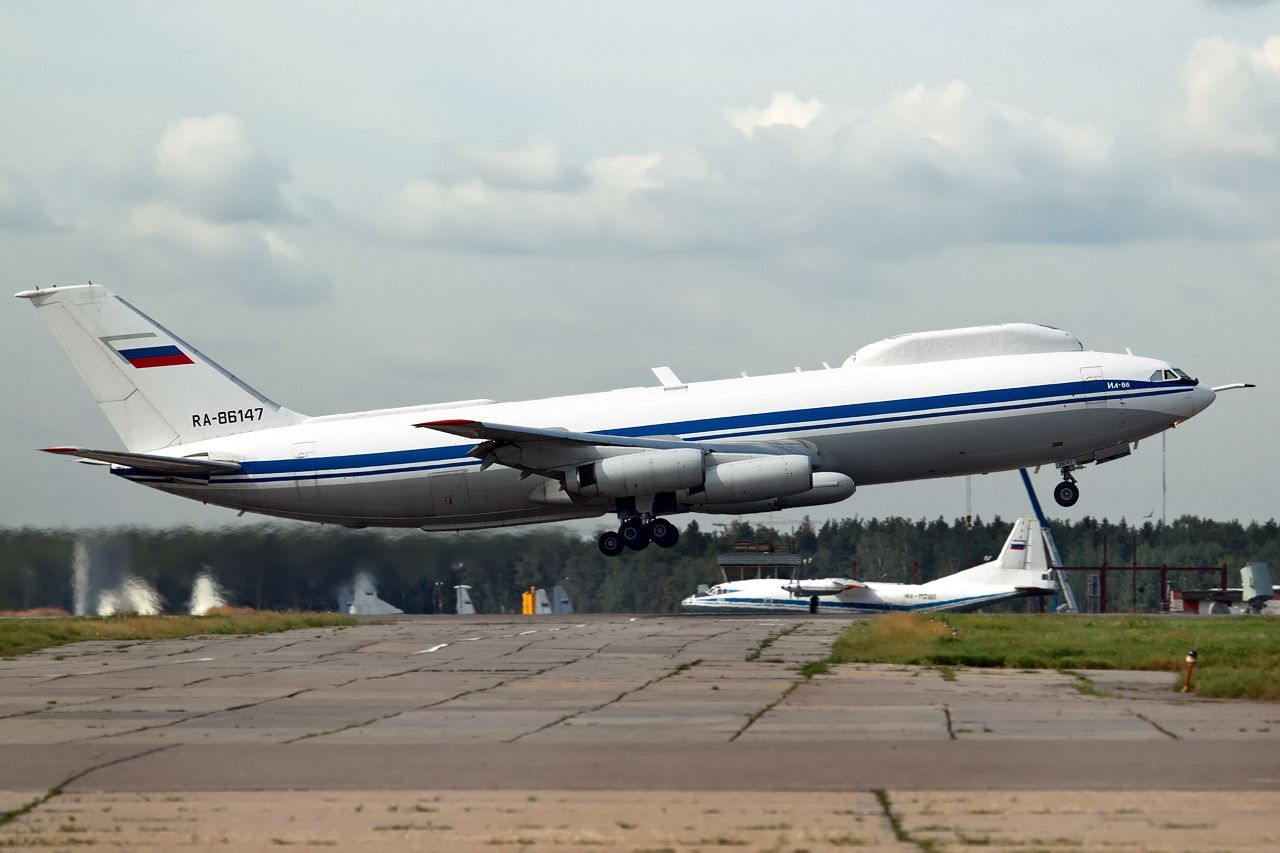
[19,285,1242,557]
[681,517,1057,614]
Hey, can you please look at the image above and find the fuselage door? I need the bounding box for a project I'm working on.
[431,471,471,518]
[291,441,320,506]
[1079,366,1105,407]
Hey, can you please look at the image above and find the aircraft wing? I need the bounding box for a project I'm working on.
[416,419,821,463]
[41,446,242,474]
[782,578,864,596]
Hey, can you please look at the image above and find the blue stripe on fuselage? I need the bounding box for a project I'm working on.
[139,378,1184,485]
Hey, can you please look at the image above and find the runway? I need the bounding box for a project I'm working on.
[2,614,1278,849]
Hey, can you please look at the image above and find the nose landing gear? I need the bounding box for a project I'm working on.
[597,514,681,556]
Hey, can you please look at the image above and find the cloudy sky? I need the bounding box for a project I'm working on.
[2,1,1277,532]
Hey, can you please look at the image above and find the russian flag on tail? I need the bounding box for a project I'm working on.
[101,333,194,369]
[1010,540,1027,551]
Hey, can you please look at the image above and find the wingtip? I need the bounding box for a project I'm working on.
[40,446,79,455]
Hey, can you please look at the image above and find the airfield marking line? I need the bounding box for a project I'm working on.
[518,630,538,635]
[180,662,310,688]
[411,644,449,655]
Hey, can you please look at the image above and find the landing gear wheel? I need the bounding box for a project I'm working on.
[809,595,819,615]
[649,518,679,549]
[598,530,624,557]
[1053,481,1080,508]
[619,518,651,551]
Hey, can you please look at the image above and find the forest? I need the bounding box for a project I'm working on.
[1,514,1276,616]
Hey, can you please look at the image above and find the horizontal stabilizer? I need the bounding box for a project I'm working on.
[41,446,242,474]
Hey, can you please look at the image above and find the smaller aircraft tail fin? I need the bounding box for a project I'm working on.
[17,284,305,451]
[534,587,552,615]
[455,585,476,615]
[994,517,1049,576]
[931,518,1056,590]
[551,584,574,614]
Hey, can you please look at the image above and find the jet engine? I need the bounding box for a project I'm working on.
[694,471,855,514]
[701,455,813,503]
[564,448,704,498]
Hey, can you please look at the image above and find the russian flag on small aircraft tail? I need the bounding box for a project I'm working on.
[101,333,194,369]
[1010,540,1027,551]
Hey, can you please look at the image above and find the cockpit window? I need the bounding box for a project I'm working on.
[1150,368,1193,382]
[1172,368,1191,380]
[1149,370,1164,382]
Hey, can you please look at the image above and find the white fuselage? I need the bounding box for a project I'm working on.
[118,348,1211,530]
[680,576,1044,615]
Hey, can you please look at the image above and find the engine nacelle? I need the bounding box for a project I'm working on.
[701,455,813,504]
[694,472,855,514]
[565,448,704,499]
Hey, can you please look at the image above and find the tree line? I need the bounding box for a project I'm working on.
[1,515,1276,615]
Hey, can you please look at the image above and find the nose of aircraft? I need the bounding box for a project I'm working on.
[1191,383,1216,416]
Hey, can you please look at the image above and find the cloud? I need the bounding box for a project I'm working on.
[368,84,1123,257]
[1175,36,1280,156]
[874,81,1110,172]
[100,116,335,308]
[155,114,294,222]
[727,91,825,136]
[0,172,60,232]
[1205,0,1278,8]
[432,138,582,190]
[372,148,711,252]
[128,202,331,307]
[361,33,1280,260]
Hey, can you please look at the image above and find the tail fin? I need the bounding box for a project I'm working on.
[455,585,476,615]
[16,284,305,451]
[930,517,1056,589]
[993,517,1048,576]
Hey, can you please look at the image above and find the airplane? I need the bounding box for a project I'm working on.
[681,516,1057,614]
[18,284,1247,557]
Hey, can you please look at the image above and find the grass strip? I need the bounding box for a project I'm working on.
[0,787,61,829]
[874,789,937,852]
[0,612,355,658]
[832,612,1280,700]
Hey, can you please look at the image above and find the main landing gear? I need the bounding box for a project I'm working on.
[1053,470,1081,508]
[597,515,680,556]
